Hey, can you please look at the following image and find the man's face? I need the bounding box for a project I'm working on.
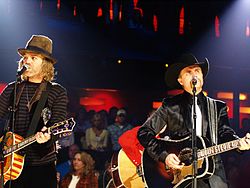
[21,52,44,82]
[116,113,126,124]
[68,144,80,160]
[177,65,203,94]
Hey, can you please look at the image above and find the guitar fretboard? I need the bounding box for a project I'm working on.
[198,139,241,159]
[3,135,37,157]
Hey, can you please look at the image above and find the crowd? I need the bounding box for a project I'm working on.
[56,106,137,188]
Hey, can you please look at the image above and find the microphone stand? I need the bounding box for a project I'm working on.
[191,84,198,188]
[0,72,21,188]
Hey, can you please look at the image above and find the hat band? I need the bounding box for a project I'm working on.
[26,45,52,57]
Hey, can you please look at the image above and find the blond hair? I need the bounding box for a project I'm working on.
[18,57,55,81]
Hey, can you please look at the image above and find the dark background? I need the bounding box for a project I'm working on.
[0,0,249,92]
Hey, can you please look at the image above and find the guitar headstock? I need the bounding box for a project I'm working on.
[50,118,76,136]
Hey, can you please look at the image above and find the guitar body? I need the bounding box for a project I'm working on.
[111,149,145,188]
[142,136,215,188]
[0,132,25,185]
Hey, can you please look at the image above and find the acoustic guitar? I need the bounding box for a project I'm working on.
[111,149,145,188]
[142,135,247,188]
[0,117,75,185]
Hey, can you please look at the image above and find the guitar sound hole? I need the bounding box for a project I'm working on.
[178,148,192,166]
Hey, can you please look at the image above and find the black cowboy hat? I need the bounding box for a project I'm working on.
[165,53,209,89]
[18,35,56,64]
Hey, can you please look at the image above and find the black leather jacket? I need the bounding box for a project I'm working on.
[137,91,239,187]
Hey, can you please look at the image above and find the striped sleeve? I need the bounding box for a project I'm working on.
[48,83,68,126]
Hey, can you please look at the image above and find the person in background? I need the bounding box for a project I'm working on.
[107,106,118,125]
[85,112,110,171]
[57,144,80,180]
[118,109,156,168]
[74,107,91,149]
[86,112,109,151]
[0,35,68,188]
[98,109,109,128]
[137,53,250,188]
[107,108,133,152]
[60,151,99,188]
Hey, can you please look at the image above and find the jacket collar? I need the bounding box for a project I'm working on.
[182,90,205,106]
[182,90,209,136]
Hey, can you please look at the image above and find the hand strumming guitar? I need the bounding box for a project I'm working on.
[239,133,250,150]
[165,153,184,170]
[35,126,51,144]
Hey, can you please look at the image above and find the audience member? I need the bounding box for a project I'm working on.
[60,151,99,188]
[107,108,133,152]
[74,107,91,149]
[98,109,109,128]
[107,106,118,125]
[85,112,110,172]
[86,112,109,152]
[57,144,80,179]
[118,108,156,166]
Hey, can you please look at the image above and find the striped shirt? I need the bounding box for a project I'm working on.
[0,81,68,166]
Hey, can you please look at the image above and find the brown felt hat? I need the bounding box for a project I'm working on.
[18,35,56,64]
[165,53,209,89]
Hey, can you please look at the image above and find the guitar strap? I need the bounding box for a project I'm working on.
[207,97,228,188]
[26,82,51,137]
[207,97,218,145]
[8,82,25,111]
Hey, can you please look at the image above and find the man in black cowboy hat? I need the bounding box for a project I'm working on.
[0,35,68,188]
[137,54,250,188]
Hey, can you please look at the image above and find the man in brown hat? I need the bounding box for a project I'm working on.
[0,35,68,188]
[137,54,250,188]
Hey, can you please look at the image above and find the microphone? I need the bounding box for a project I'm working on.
[17,64,28,76]
[191,76,198,85]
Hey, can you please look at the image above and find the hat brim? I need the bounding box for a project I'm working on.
[165,58,209,89]
[18,48,57,64]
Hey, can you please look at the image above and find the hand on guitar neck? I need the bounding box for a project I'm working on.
[35,126,51,144]
[238,133,250,150]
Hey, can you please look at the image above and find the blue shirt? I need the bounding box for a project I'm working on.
[107,123,133,151]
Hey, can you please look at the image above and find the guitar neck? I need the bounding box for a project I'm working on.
[2,118,75,157]
[198,139,241,159]
[3,135,37,157]
[3,126,55,157]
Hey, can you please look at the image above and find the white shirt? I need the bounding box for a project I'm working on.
[192,96,202,136]
[68,175,80,188]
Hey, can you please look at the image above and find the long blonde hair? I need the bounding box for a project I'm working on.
[18,57,55,81]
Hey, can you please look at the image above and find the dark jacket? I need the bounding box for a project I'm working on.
[137,91,239,188]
